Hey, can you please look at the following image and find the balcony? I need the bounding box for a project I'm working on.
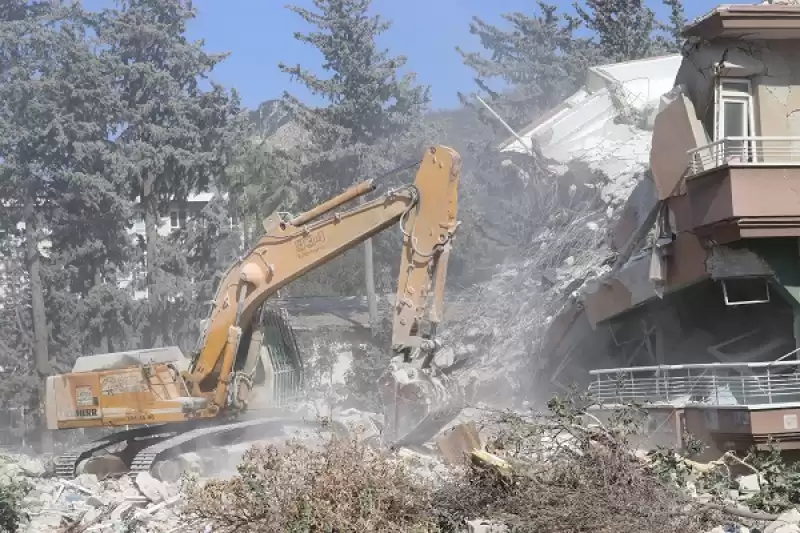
[684,137,800,243]
[587,360,800,456]
[588,360,800,408]
[688,136,800,176]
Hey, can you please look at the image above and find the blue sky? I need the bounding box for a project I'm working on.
[84,0,747,110]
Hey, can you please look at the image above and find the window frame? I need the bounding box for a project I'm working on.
[169,208,188,230]
[715,77,758,164]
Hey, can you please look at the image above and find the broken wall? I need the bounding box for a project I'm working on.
[677,39,800,142]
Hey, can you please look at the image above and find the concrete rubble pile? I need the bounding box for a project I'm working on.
[445,120,653,406]
[0,455,188,533]
[4,418,800,533]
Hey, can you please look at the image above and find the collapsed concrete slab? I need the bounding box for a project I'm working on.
[452,4,800,433]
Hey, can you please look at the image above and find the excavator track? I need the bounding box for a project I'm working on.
[128,417,349,479]
[54,424,175,478]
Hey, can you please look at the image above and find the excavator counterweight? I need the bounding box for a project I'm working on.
[45,145,465,479]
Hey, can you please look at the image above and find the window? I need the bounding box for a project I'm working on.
[132,213,145,234]
[716,78,756,163]
[169,209,188,230]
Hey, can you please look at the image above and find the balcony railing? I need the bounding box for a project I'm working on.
[588,360,800,408]
[688,136,800,176]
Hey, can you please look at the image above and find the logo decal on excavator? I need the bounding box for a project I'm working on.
[295,230,327,258]
[76,386,94,406]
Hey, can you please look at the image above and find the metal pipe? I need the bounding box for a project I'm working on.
[473,94,535,157]
[289,179,376,227]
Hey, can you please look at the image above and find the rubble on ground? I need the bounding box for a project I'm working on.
[0,454,185,533]
[3,413,799,533]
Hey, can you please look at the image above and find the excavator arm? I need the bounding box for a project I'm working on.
[184,145,464,445]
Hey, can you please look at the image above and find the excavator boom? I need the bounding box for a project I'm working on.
[45,145,464,476]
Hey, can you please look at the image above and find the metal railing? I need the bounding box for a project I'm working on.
[687,136,800,176]
[588,360,800,407]
[262,307,304,407]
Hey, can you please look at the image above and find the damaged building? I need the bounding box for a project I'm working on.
[532,3,800,455]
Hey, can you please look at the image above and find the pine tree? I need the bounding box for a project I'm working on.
[575,0,686,61]
[278,0,433,298]
[0,1,100,378]
[225,136,299,250]
[0,1,135,432]
[459,1,687,134]
[661,0,687,52]
[457,2,596,132]
[151,197,241,354]
[95,0,244,345]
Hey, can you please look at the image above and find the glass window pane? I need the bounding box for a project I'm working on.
[722,81,749,94]
[723,100,747,137]
[721,98,752,161]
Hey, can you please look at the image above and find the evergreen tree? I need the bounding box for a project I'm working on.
[459,1,686,133]
[575,0,658,62]
[457,3,596,132]
[0,0,56,380]
[95,0,244,345]
[41,7,131,301]
[0,1,113,379]
[661,0,687,51]
[278,0,433,298]
[575,0,686,61]
[151,197,241,354]
[225,136,299,250]
[0,1,134,424]
[279,0,429,168]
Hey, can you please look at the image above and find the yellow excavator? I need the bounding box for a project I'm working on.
[44,145,465,479]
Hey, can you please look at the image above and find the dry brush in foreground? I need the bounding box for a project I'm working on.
[182,435,438,533]
[433,399,720,533]
[183,398,723,533]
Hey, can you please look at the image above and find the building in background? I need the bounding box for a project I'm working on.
[120,190,243,300]
[0,189,242,304]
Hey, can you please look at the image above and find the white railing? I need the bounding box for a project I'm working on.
[588,360,800,407]
[687,136,800,176]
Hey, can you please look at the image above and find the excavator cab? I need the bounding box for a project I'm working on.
[223,303,305,412]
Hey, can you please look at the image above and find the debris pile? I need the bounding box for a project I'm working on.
[5,401,800,533]
[431,407,800,533]
[0,455,185,532]
[446,125,653,406]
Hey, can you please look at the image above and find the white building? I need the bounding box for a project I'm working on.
[500,54,682,152]
[120,190,244,300]
[483,53,684,390]
[0,189,242,304]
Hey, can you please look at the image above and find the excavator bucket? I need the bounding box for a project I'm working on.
[379,362,465,447]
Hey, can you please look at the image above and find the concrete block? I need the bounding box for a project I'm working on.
[436,422,482,465]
